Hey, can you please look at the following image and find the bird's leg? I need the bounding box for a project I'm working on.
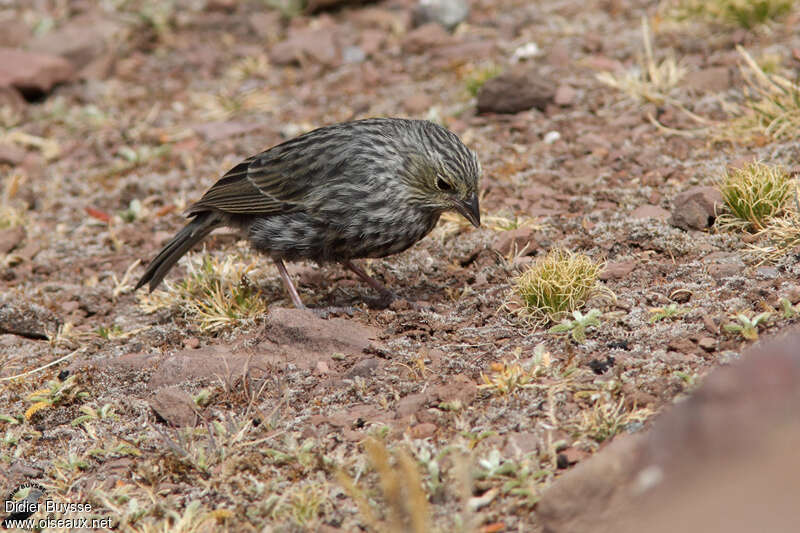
[274,258,306,309]
[343,260,395,302]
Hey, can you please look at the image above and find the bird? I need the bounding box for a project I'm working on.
[135,117,481,308]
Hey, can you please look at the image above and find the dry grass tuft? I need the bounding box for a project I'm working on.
[575,397,653,444]
[137,251,269,332]
[713,46,800,143]
[597,17,686,104]
[337,438,431,533]
[512,248,609,324]
[479,345,552,396]
[715,161,793,232]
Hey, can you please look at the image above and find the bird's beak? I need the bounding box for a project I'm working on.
[453,193,481,228]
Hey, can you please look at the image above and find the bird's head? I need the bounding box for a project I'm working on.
[404,122,482,227]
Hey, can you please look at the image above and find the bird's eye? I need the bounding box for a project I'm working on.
[436,176,453,191]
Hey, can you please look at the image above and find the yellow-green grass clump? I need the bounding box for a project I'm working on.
[716,161,793,232]
[514,249,607,324]
[137,252,268,332]
[664,0,794,28]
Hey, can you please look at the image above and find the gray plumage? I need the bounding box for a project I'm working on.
[135,118,482,307]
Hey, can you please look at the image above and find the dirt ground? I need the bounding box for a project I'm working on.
[2,0,800,531]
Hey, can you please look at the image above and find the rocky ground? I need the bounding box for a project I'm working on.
[1,0,800,531]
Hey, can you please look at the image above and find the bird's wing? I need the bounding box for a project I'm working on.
[187,129,355,216]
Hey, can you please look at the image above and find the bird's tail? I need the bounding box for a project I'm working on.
[135,211,223,292]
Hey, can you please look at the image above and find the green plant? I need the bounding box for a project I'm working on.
[464,64,502,97]
[513,249,609,324]
[25,375,89,420]
[779,297,798,318]
[649,303,688,322]
[716,162,792,231]
[665,0,794,28]
[138,252,269,332]
[549,309,602,342]
[723,311,772,340]
[71,403,118,427]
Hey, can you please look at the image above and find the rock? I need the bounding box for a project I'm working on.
[697,336,716,352]
[0,48,74,98]
[434,40,496,64]
[149,387,198,427]
[405,92,433,115]
[402,23,452,55]
[0,143,26,165]
[128,308,381,387]
[248,11,282,40]
[28,15,122,77]
[538,331,800,533]
[0,296,60,340]
[538,434,644,533]
[684,66,732,93]
[409,422,437,439]
[0,226,24,254]
[553,84,576,106]
[0,18,31,47]
[395,392,429,418]
[670,186,723,231]
[476,69,555,114]
[0,87,26,114]
[630,205,670,220]
[503,431,540,457]
[599,260,636,281]
[345,357,381,379]
[432,374,477,407]
[493,228,537,256]
[667,337,695,354]
[704,252,745,280]
[360,29,385,56]
[413,0,469,30]
[271,26,340,67]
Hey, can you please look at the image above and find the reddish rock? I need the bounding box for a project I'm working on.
[630,205,670,220]
[697,337,716,352]
[670,186,723,230]
[405,92,433,115]
[0,143,26,166]
[538,331,800,533]
[28,15,122,77]
[409,422,437,439]
[0,226,24,254]
[476,69,555,114]
[492,228,537,256]
[599,260,636,281]
[0,18,31,48]
[432,374,477,407]
[554,84,576,106]
[360,29,385,56]
[150,387,198,427]
[271,26,340,67]
[395,392,430,419]
[402,23,452,55]
[0,48,74,96]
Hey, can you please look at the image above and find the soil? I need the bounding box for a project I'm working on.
[1,0,800,531]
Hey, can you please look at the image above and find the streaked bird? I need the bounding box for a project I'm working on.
[135,118,481,308]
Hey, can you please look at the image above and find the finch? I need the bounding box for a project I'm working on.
[135,118,481,308]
